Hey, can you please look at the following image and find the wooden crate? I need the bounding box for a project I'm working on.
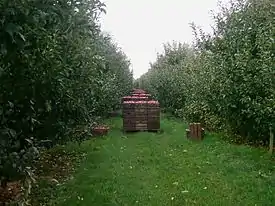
[122,96,161,132]
[122,101,148,131]
[186,123,205,140]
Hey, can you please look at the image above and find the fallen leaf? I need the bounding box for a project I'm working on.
[173,182,179,186]
[51,178,59,184]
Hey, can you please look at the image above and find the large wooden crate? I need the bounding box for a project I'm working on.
[122,99,160,132]
[123,101,148,131]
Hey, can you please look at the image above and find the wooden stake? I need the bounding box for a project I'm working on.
[269,126,274,155]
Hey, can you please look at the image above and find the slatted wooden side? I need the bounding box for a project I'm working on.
[122,101,136,131]
[135,102,148,130]
[147,101,160,131]
[186,123,205,140]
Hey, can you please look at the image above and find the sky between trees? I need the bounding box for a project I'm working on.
[99,0,230,79]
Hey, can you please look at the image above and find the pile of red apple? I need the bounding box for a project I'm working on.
[122,96,148,101]
[123,100,159,105]
[124,100,148,104]
[122,89,159,105]
[147,100,159,105]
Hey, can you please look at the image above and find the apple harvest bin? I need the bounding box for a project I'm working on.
[132,89,146,94]
[92,125,109,136]
[122,100,160,131]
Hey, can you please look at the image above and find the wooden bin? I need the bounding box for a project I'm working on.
[122,95,161,132]
[123,101,148,131]
[186,123,205,140]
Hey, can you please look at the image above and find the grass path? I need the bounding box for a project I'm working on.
[36,115,274,206]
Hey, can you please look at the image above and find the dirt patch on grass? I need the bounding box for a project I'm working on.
[0,181,22,205]
[30,147,85,205]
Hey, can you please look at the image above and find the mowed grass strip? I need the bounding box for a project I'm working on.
[38,116,274,206]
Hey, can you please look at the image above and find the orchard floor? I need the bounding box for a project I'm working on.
[33,115,275,206]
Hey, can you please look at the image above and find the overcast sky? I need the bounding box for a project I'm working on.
[99,0,228,79]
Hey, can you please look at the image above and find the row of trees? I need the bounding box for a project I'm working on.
[0,0,133,199]
[136,0,274,143]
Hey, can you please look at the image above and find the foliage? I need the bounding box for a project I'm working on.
[137,0,275,142]
[0,0,133,202]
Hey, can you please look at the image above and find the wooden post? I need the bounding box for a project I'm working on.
[197,123,201,140]
[269,126,274,155]
[186,123,204,141]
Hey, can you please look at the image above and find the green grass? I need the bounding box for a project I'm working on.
[34,115,275,206]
